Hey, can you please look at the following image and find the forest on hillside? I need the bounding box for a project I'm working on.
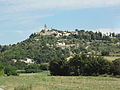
[0,29,120,76]
[0,29,120,64]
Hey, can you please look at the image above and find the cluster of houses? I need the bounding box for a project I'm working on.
[35,24,119,38]
[12,58,34,64]
[35,24,79,37]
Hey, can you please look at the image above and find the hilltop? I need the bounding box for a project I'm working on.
[0,27,120,64]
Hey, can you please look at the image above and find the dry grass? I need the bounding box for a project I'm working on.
[0,71,120,90]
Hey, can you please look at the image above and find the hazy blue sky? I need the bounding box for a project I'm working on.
[0,0,120,45]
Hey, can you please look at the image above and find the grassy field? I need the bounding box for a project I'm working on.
[0,71,120,90]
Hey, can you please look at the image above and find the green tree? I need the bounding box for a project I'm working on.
[4,66,18,76]
[49,58,69,76]
[25,64,41,73]
[101,51,110,56]
[0,64,4,76]
[49,54,112,76]
[112,59,120,75]
[40,63,49,70]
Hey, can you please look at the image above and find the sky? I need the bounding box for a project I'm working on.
[0,0,120,45]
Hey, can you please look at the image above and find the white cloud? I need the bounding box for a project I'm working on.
[0,26,43,34]
[0,13,54,27]
[0,0,120,26]
[15,27,43,34]
[0,0,120,13]
[0,0,120,34]
[0,14,54,21]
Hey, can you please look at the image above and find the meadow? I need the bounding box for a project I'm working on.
[0,71,120,90]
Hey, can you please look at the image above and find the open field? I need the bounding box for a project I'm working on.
[0,71,120,90]
[104,56,120,61]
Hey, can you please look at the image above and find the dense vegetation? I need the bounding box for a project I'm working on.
[4,66,18,76]
[49,54,113,76]
[0,29,120,76]
[49,54,120,76]
[0,30,120,63]
[112,59,120,75]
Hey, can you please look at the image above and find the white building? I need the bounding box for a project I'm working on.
[20,58,34,64]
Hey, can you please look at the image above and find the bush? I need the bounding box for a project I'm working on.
[14,61,27,70]
[101,51,109,56]
[112,59,120,75]
[4,66,19,76]
[49,58,69,76]
[0,64,4,76]
[40,63,49,70]
[25,64,41,73]
[17,70,26,73]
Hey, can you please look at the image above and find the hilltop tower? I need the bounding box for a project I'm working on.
[44,24,48,32]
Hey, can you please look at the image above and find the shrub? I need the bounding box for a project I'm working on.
[101,51,109,56]
[4,66,19,76]
[0,64,4,76]
[40,63,49,70]
[14,61,27,70]
[49,58,69,76]
[112,58,120,75]
[25,64,41,73]
[17,70,26,73]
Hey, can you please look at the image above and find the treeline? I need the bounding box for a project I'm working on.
[0,62,49,76]
[71,30,110,40]
[73,30,120,40]
[1,54,120,76]
[49,54,120,76]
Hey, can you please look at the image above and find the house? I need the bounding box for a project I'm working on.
[20,58,34,64]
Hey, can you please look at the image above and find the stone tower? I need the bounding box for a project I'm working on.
[44,24,48,32]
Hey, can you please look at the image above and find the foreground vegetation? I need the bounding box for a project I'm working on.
[0,54,120,76]
[49,54,120,76]
[0,71,120,90]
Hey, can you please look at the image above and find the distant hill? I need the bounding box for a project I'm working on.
[0,29,120,64]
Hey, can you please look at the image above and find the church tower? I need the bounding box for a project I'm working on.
[44,24,48,32]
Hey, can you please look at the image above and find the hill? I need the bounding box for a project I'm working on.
[0,28,120,64]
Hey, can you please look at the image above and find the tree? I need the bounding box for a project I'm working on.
[101,51,109,56]
[40,63,49,70]
[112,59,120,75]
[4,66,18,76]
[68,55,85,76]
[14,61,27,70]
[49,54,112,76]
[25,64,41,73]
[49,58,69,76]
[69,55,112,76]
